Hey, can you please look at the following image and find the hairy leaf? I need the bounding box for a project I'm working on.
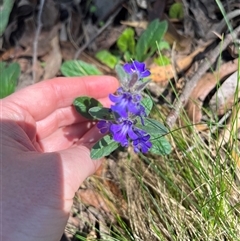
[91,135,120,159]
[137,118,168,136]
[150,134,171,155]
[73,96,103,120]
[117,27,135,54]
[0,0,15,35]
[0,62,20,98]
[61,60,102,76]
[95,50,118,69]
[136,19,168,61]
[154,55,171,66]
[141,95,153,116]
[89,107,115,120]
[169,3,184,19]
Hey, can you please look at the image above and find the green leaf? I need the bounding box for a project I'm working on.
[73,96,103,120]
[0,0,15,36]
[117,27,135,54]
[141,95,153,116]
[136,118,168,136]
[169,3,184,19]
[61,60,102,77]
[89,106,115,120]
[136,19,168,61]
[154,55,171,66]
[0,62,20,98]
[0,61,7,72]
[157,40,170,50]
[95,50,118,69]
[115,64,127,79]
[91,135,120,159]
[115,64,129,88]
[150,135,171,156]
[89,4,97,13]
[123,51,132,62]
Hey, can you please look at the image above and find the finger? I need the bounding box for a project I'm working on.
[57,126,104,196]
[36,96,110,139]
[6,76,118,121]
[58,145,103,199]
[39,121,96,152]
[36,106,86,140]
[77,125,104,149]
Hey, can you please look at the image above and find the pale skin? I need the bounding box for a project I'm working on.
[1,76,118,241]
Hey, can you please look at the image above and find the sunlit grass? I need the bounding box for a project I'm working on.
[128,116,237,240]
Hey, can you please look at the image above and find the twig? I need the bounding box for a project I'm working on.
[206,9,240,40]
[74,9,120,59]
[166,25,240,129]
[32,0,45,83]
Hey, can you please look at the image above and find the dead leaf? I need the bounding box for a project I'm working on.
[209,71,238,115]
[195,123,209,131]
[94,161,105,177]
[43,35,62,80]
[18,19,60,57]
[16,60,43,90]
[77,189,111,213]
[136,0,147,9]
[60,41,76,60]
[77,159,127,215]
[120,20,148,29]
[17,58,31,73]
[186,59,238,123]
[96,25,125,50]
[41,0,59,30]
[187,0,219,40]
[150,45,207,83]
[186,72,216,123]
[0,46,25,61]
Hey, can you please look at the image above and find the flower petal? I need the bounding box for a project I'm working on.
[133,61,145,72]
[123,63,133,74]
[97,120,111,134]
[109,93,122,103]
[141,69,151,78]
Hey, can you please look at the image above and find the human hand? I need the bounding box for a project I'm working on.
[1,76,118,241]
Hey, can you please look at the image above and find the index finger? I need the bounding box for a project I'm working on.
[6,76,119,121]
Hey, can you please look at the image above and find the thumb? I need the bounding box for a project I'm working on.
[58,126,104,198]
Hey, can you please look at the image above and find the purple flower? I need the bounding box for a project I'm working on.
[109,120,152,153]
[123,60,151,79]
[96,61,153,154]
[135,104,147,125]
[110,120,138,147]
[132,130,152,153]
[97,120,111,134]
[109,87,142,118]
